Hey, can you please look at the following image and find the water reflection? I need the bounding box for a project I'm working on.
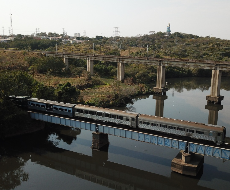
[0,124,80,190]
[153,94,168,117]
[205,102,223,125]
[0,153,29,190]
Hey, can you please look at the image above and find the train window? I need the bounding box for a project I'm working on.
[36,104,40,107]
[126,118,130,121]
[196,131,204,134]
[41,105,45,108]
[97,112,103,116]
[162,125,167,128]
[132,118,135,121]
[118,116,123,120]
[187,129,194,133]
[111,115,116,119]
[143,121,150,125]
[54,107,58,110]
[218,133,221,136]
[85,110,89,114]
[151,123,156,126]
[68,110,71,113]
[59,108,63,111]
[105,113,109,118]
[178,127,185,131]
[159,124,161,127]
[65,109,68,112]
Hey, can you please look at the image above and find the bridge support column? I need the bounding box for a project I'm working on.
[92,132,109,151]
[117,62,124,81]
[206,69,224,103]
[153,94,167,117]
[63,56,69,69]
[153,63,168,94]
[87,58,94,75]
[171,151,204,177]
[205,102,223,125]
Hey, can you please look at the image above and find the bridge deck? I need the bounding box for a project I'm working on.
[29,111,230,161]
[45,52,230,70]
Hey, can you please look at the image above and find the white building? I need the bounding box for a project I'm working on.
[74,33,80,37]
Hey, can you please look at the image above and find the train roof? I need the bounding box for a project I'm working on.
[75,104,139,117]
[28,98,76,108]
[139,114,224,132]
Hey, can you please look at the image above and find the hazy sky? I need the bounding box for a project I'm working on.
[1,0,230,39]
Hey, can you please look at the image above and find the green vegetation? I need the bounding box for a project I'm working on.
[0,36,60,51]
[0,31,230,137]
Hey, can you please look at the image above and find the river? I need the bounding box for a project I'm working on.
[0,77,230,190]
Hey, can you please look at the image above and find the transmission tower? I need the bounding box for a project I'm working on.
[114,27,120,37]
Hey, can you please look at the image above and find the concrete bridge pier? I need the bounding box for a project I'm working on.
[117,62,124,81]
[153,94,168,117]
[153,63,168,94]
[63,56,69,69]
[87,58,94,75]
[206,69,224,103]
[171,151,204,177]
[205,102,223,125]
[92,132,109,151]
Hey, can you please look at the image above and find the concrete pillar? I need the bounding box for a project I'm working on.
[206,69,224,103]
[171,151,204,177]
[63,56,69,69]
[153,62,168,94]
[205,102,223,125]
[92,132,109,151]
[156,65,165,88]
[117,62,124,81]
[87,57,94,75]
[153,94,168,117]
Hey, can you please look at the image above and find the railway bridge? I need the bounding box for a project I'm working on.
[28,106,230,177]
[46,52,230,103]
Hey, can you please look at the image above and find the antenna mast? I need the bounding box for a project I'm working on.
[10,14,13,35]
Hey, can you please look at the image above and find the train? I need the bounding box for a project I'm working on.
[9,96,226,145]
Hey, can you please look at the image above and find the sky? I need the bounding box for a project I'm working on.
[1,0,230,39]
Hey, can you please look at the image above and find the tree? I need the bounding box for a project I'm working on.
[57,82,80,103]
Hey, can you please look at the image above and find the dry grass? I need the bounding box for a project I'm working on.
[0,50,41,71]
